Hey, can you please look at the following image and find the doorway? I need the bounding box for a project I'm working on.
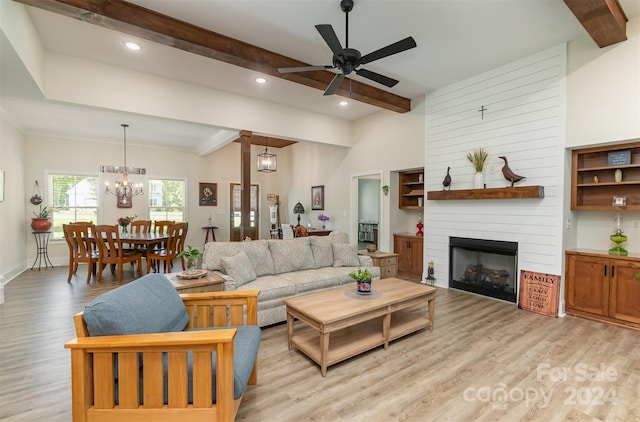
[229,183,259,241]
[351,172,382,251]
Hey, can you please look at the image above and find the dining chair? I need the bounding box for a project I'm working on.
[93,224,143,283]
[63,223,99,283]
[130,219,151,234]
[128,219,152,255]
[153,220,175,235]
[281,224,294,239]
[146,222,187,273]
[294,225,308,237]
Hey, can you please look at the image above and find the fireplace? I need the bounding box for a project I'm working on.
[449,237,518,302]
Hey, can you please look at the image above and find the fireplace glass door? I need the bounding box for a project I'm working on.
[449,237,518,302]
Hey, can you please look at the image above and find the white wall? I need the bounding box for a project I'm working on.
[0,114,26,283]
[425,45,567,292]
[566,16,640,253]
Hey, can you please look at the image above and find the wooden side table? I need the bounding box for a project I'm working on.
[165,270,225,293]
[202,225,218,243]
[358,250,398,278]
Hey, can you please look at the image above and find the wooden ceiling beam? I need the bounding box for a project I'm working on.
[563,0,628,48]
[14,0,412,113]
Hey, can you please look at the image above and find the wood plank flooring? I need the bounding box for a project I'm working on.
[1,267,638,421]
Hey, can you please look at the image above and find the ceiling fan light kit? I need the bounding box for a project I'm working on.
[278,0,417,96]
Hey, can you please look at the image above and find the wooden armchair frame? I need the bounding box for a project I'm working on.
[65,290,259,422]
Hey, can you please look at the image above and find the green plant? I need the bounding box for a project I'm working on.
[177,245,202,266]
[466,147,488,172]
[32,205,49,218]
[349,268,372,281]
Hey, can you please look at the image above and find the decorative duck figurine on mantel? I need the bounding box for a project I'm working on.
[499,156,525,187]
[442,167,452,190]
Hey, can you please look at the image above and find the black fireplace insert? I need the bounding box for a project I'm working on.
[449,237,518,302]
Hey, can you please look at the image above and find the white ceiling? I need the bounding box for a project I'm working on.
[2,0,639,152]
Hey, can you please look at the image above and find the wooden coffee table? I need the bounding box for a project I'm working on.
[284,278,436,376]
[165,270,225,293]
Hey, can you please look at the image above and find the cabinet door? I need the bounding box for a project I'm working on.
[410,238,424,275]
[609,260,640,324]
[394,237,411,273]
[566,255,609,316]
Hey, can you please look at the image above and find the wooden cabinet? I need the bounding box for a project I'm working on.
[358,251,398,278]
[394,234,423,281]
[571,141,640,210]
[565,250,640,330]
[399,168,424,209]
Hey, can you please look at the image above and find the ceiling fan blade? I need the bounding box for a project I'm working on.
[315,24,345,57]
[355,68,399,88]
[360,36,417,65]
[278,65,334,73]
[323,73,345,96]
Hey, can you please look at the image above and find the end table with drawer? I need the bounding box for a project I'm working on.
[358,251,398,278]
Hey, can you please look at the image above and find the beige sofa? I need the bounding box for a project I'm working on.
[202,233,381,326]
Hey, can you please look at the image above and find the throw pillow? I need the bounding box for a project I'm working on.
[220,252,257,286]
[332,243,359,267]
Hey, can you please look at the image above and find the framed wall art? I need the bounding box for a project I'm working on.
[199,182,217,206]
[311,185,324,210]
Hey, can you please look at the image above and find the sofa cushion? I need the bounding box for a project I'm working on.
[308,233,350,269]
[332,243,360,267]
[279,268,353,293]
[268,238,315,274]
[235,275,296,301]
[83,274,189,336]
[309,236,334,268]
[203,240,274,276]
[220,252,257,286]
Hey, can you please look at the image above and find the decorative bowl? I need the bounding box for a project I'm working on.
[366,244,377,253]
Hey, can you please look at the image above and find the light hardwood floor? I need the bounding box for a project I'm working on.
[1,267,638,421]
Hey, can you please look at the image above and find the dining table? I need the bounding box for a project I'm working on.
[89,232,170,276]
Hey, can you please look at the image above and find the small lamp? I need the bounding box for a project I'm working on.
[293,201,305,227]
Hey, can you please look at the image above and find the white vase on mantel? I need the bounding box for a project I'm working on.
[473,172,484,189]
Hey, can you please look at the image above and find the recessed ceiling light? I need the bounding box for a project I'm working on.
[255,77,267,84]
[125,41,142,51]
[339,101,348,106]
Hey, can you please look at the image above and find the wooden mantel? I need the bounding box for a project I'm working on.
[427,186,544,200]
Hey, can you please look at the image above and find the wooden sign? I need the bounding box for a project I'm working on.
[518,270,560,317]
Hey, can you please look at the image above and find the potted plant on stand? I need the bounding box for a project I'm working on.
[177,245,203,274]
[31,205,51,231]
[349,267,373,294]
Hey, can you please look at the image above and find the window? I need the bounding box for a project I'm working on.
[148,179,185,222]
[48,174,99,240]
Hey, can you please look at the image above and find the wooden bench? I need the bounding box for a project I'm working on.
[64,274,260,422]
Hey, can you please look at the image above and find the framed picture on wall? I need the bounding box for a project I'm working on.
[199,182,217,206]
[311,185,324,210]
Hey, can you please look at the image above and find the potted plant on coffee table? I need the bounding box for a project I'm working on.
[177,245,203,275]
[349,267,373,294]
[31,205,51,231]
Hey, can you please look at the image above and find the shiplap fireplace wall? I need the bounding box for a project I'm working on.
[424,45,567,307]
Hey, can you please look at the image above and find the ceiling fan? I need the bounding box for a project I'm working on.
[278,0,417,96]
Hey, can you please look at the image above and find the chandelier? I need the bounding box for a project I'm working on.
[257,139,277,172]
[102,124,145,207]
